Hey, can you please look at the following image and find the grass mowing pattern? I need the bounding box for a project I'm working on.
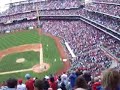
[0,30,39,50]
[0,30,63,82]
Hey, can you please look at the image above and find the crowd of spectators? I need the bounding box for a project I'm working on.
[40,20,120,75]
[0,12,36,23]
[0,0,119,35]
[85,3,120,17]
[0,9,82,23]
[70,49,112,77]
[0,0,81,16]
[83,0,120,33]
[0,1,119,35]
[0,0,82,24]
[0,68,120,90]
[0,20,37,33]
[80,9,120,33]
[41,20,120,58]
[0,9,119,35]
[0,9,74,23]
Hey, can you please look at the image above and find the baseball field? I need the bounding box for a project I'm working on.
[0,29,66,82]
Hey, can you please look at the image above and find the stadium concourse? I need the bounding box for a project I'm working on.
[0,0,120,90]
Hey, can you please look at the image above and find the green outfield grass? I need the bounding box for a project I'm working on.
[0,30,63,82]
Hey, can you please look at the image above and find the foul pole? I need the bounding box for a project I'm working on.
[40,45,43,66]
[36,0,44,69]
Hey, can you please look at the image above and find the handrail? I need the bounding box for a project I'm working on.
[92,1,120,6]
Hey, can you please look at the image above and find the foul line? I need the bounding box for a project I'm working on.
[0,68,32,75]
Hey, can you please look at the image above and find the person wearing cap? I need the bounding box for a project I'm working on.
[25,74,34,90]
[17,79,26,90]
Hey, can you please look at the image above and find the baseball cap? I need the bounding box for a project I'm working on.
[18,79,22,84]
[25,74,31,79]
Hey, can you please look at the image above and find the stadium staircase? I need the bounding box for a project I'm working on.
[99,46,120,62]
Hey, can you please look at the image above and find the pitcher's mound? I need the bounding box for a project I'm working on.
[32,63,50,73]
[16,58,25,63]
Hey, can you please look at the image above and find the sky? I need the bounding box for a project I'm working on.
[0,0,26,12]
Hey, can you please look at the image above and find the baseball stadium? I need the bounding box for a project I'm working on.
[0,0,120,90]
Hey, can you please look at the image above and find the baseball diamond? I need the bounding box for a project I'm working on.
[0,30,69,82]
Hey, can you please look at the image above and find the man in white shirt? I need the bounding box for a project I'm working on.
[61,72,67,82]
[17,79,26,90]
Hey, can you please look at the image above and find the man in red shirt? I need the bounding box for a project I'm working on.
[25,74,34,90]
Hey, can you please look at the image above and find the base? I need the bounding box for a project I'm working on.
[32,63,50,73]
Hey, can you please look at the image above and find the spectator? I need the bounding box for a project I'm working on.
[57,76,62,89]
[43,78,50,90]
[25,74,34,90]
[0,81,7,90]
[61,72,68,83]
[6,78,18,90]
[101,69,120,90]
[92,77,102,90]
[75,76,88,90]
[17,79,26,90]
[75,68,83,77]
[58,75,68,90]
[83,71,91,84]
[49,77,57,90]
[34,79,44,90]
[69,72,77,89]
